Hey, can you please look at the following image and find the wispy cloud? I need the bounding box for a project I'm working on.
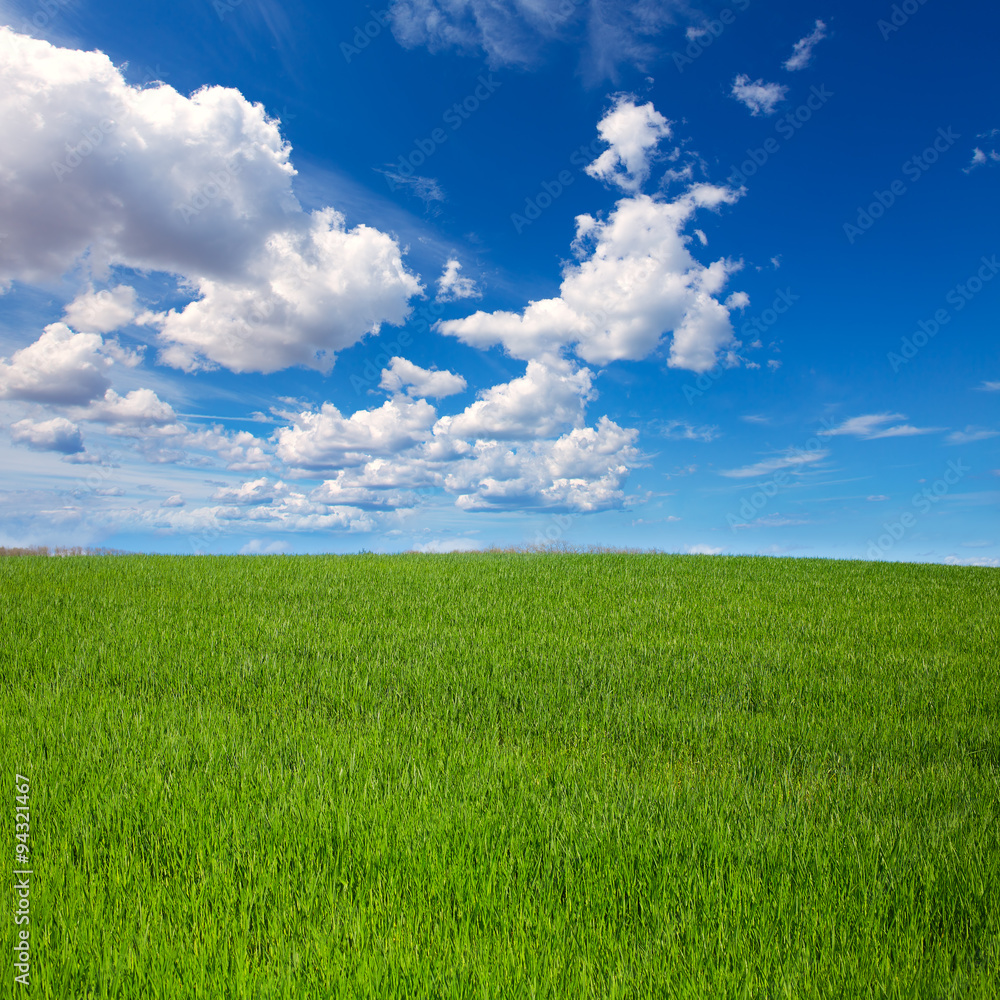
[819,413,941,439]
[731,75,787,116]
[650,419,720,442]
[720,448,828,479]
[976,380,1000,391]
[946,426,999,445]
[784,20,827,71]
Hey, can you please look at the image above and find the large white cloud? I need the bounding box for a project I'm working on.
[275,396,439,470]
[0,27,421,373]
[10,416,84,454]
[379,357,467,398]
[585,97,673,192]
[270,357,639,513]
[438,359,593,440]
[438,186,745,370]
[62,285,138,334]
[0,323,112,404]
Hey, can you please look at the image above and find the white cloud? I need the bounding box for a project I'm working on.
[819,413,939,439]
[585,96,672,192]
[379,357,467,398]
[161,494,185,508]
[211,478,290,505]
[275,395,439,470]
[977,380,1000,391]
[686,544,723,555]
[0,323,112,405]
[720,449,828,479]
[379,170,446,207]
[10,416,84,454]
[0,28,421,373]
[435,258,481,303]
[438,360,592,441]
[731,75,787,116]
[412,538,482,553]
[784,20,827,71]
[944,554,1000,568]
[947,426,999,445]
[386,0,683,81]
[651,419,719,442]
[62,285,137,333]
[82,388,177,426]
[439,184,745,371]
[241,539,292,555]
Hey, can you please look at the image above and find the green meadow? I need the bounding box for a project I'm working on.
[2,553,998,998]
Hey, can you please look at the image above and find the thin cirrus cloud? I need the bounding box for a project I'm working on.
[818,413,940,439]
[719,449,829,479]
[385,0,686,81]
[731,75,788,116]
[784,20,827,71]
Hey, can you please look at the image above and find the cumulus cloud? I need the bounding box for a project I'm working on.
[0,323,113,405]
[686,544,723,555]
[270,357,640,513]
[438,184,745,371]
[82,388,177,426]
[435,258,481,303]
[585,96,672,192]
[275,395,439,470]
[10,416,84,454]
[731,75,787,116]
[439,360,593,440]
[0,27,421,373]
[379,357,467,398]
[62,285,138,333]
[784,20,827,71]
[818,413,940,439]
[160,494,185,507]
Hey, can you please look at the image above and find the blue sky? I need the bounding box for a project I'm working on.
[0,0,997,561]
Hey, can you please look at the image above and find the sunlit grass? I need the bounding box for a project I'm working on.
[2,553,998,997]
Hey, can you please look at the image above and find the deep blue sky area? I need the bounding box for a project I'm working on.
[0,0,996,560]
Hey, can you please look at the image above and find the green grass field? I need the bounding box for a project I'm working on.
[2,553,998,998]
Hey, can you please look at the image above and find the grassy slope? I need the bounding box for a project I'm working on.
[1,553,998,998]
